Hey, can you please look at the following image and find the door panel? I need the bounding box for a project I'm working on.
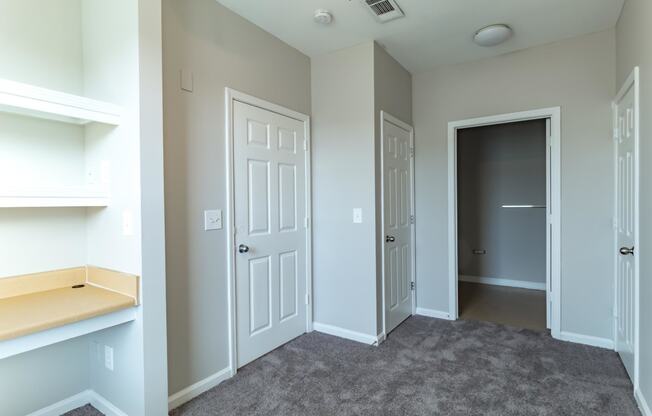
[614,80,637,380]
[383,117,414,334]
[234,101,307,368]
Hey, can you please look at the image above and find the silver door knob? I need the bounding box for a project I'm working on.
[619,246,635,256]
[238,244,250,254]
[385,236,395,243]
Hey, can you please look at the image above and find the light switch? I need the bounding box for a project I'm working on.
[180,69,193,92]
[122,210,133,236]
[353,208,363,223]
[204,209,223,231]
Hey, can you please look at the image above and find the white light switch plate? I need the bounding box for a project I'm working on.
[353,208,363,223]
[204,209,223,231]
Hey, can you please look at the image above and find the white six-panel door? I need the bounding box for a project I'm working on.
[234,101,307,367]
[614,70,639,381]
[383,115,414,334]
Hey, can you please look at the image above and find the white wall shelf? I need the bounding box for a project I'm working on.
[0,78,122,125]
[0,187,110,208]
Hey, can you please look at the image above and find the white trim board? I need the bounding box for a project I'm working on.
[459,275,546,291]
[225,88,313,373]
[415,308,453,320]
[168,367,233,411]
[313,322,380,345]
[636,388,652,416]
[558,331,614,350]
[27,390,127,416]
[447,107,562,340]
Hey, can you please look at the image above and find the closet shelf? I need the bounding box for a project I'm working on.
[0,186,110,208]
[0,78,122,125]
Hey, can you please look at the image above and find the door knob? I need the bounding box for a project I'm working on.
[385,236,395,243]
[238,244,250,254]
[619,246,635,256]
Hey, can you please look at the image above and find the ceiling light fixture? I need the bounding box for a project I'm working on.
[473,24,513,47]
[314,9,333,25]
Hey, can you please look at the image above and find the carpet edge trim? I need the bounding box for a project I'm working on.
[168,366,233,411]
[636,387,652,416]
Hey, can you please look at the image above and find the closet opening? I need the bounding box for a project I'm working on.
[447,109,561,336]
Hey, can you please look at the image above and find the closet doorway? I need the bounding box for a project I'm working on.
[447,108,561,337]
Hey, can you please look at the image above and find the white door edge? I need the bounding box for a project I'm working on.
[446,107,562,339]
[380,110,416,338]
[225,88,312,373]
[613,67,640,389]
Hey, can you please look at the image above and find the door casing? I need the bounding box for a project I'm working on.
[380,111,416,339]
[612,67,640,390]
[447,107,562,340]
[225,88,312,376]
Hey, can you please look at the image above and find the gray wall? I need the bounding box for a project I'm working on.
[163,0,311,396]
[616,0,652,406]
[457,120,547,285]
[311,42,378,337]
[373,43,413,333]
[413,30,616,340]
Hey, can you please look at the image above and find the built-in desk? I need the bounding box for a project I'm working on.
[0,266,139,359]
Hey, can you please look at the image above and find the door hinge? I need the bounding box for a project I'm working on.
[304,217,310,228]
[409,215,415,225]
[305,293,311,305]
[410,281,415,291]
[613,128,619,141]
[303,139,308,151]
[409,147,415,158]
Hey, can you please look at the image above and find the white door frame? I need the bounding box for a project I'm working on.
[613,67,640,389]
[225,88,312,375]
[380,111,417,339]
[447,107,562,339]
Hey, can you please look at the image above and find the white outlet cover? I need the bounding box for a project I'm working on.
[104,345,114,371]
[353,208,363,223]
[204,209,223,231]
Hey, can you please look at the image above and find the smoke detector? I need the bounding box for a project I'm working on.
[362,0,404,23]
[314,9,333,25]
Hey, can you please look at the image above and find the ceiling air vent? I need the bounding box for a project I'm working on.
[363,0,404,23]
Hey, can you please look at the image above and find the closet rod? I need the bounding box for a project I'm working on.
[501,205,546,209]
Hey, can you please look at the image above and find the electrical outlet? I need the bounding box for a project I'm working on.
[204,209,223,231]
[353,208,363,223]
[104,345,114,371]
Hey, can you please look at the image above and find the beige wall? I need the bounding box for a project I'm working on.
[163,0,310,395]
[312,42,378,336]
[616,0,652,408]
[413,30,616,340]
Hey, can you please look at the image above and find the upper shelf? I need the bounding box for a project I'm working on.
[0,186,110,208]
[0,78,122,125]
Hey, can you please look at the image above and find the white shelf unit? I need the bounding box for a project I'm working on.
[0,78,122,125]
[0,186,110,208]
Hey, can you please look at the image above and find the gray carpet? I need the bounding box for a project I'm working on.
[67,316,641,416]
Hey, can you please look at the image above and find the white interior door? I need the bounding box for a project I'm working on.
[234,100,307,368]
[383,115,414,334]
[614,72,638,381]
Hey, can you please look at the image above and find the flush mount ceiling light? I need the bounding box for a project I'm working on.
[473,24,513,47]
[314,9,333,25]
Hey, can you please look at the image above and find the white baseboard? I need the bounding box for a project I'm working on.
[460,275,546,291]
[168,367,233,411]
[558,331,614,349]
[89,391,128,416]
[415,308,453,320]
[27,390,126,416]
[312,322,378,345]
[636,388,652,416]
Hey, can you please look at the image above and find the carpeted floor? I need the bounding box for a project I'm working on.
[66,316,640,416]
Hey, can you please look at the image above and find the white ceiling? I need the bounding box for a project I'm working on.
[215,0,625,73]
